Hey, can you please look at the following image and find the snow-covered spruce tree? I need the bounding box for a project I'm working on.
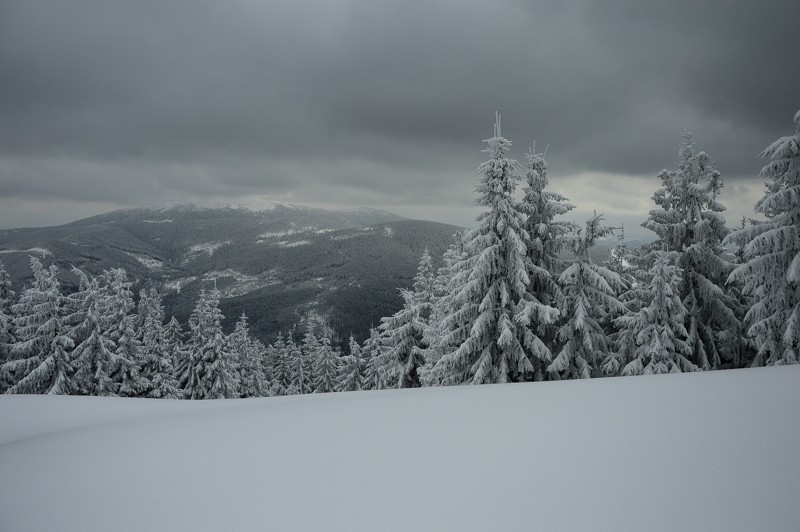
[520,143,578,375]
[231,313,268,397]
[72,325,121,397]
[312,334,339,393]
[267,333,291,395]
[0,261,13,311]
[254,339,271,386]
[643,132,741,369]
[164,316,190,394]
[298,318,326,394]
[413,247,436,322]
[182,289,212,399]
[99,268,135,344]
[379,249,436,388]
[615,251,697,375]
[603,246,652,376]
[725,109,800,366]
[4,258,74,394]
[135,288,179,398]
[419,236,466,386]
[70,276,123,396]
[433,115,558,384]
[287,334,310,395]
[521,143,578,280]
[601,223,636,347]
[0,261,16,392]
[548,214,625,379]
[721,217,758,365]
[187,289,240,399]
[137,287,166,362]
[63,268,95,350]
[432,237,464,306]
[144,351,180,398]
[731,217,750,265]
[114,315,147,397]
[338,335,365,392]
[379,290,424,388]
[362,326,397,390]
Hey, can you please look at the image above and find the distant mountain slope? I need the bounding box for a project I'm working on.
[0,203,460,344]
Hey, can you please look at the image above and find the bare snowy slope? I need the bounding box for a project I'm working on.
[1,367,799,531]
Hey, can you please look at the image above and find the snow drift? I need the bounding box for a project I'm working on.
[1,366,799,531]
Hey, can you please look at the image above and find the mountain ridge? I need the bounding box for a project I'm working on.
[0,203,459,345]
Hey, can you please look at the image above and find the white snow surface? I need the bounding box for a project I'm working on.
[276,239,311,248]
[188,241,231,255]
[124,252,164,270]
[182,241,232,263]
[162,276,197,292]
[0,247,51,256]
[1,367,799,532]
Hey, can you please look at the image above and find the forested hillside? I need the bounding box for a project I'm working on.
[0,204,460,343]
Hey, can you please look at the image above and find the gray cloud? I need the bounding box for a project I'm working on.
[0,0,797,234]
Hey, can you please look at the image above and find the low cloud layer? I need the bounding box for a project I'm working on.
[1,0,797,236]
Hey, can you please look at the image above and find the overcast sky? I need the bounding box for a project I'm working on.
[1,0,797,238]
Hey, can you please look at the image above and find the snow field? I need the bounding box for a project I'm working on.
[1,366,799,531]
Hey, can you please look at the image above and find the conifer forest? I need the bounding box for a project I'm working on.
[2,109,798,399]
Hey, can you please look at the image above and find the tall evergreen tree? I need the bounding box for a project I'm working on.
[72,328,121,396]
[338,335,365,392]
[410,249,436,385]
[164,316,191,396]
[434,115,558,384]
[0,261,13,310]
[100,269,135,344]
[114,315,147,397]
[254,339,270,388]
[548,214,625,379]
[520,142,578,373]
[71,276,122,396]
[188,289,240,399]
[313,334,339,393]
[136,288,179,398]
[267,333,291,395]
[420,236,466,386]
[231,313,267,397]
[643,132,740,369]
[725,109,800,366]
[413,248,436,321]
[379,250,436,388]
[63,268,95,350]
[298,317,327,394]
[137,288,166,359]
[614,251,697,375]
[287,334,311,395]
[379,290,425,388]
[0,261,16,392]
[362,327,396,390]
[521,143,577,285]
[4,258,74,394]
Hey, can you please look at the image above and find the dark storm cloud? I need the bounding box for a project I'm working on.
[0,0,797,230]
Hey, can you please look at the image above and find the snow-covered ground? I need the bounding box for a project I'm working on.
[1,366,799,531]
[0,247,51,256]
[124,251,164,270]
[276,239,311,248]
[183,241,231,262]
